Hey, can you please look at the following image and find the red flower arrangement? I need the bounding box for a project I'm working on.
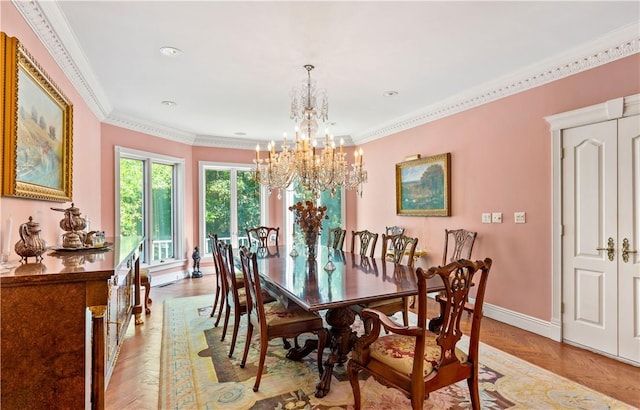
[288,200,328,235]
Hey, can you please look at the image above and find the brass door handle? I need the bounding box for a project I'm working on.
[622,238,637,263]
[596,237,615,261]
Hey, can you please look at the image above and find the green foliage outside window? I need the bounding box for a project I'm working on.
[204,169,261,248]
[119,158,143,237]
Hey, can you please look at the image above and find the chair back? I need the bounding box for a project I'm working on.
[239,247,265,327]
[381,233,418,267]
[350,230,379,257]
[209,233,221,279]
[217,240,241,300]
[415,259,492,373]
[385,225,404,236]
[327,227,346,250]
[442,229,477,265]
[246,226,279,248]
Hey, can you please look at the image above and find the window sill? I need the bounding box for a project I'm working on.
[143,259,187,273]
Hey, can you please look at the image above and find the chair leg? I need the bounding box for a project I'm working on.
[143,280,151,315]
[220,303,230,342]
[228,311,241,358]
[347,361,362,410]
[253,334,269,392]
[210,284,220,318]
[316,328,327,375]
[402,297,409,327]
[214,292,226,327]
[240,322,253,368]
[467,371,481,410]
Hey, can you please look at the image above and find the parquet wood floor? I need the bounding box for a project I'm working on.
[105,273,640,409]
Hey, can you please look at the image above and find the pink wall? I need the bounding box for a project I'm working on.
[1,3,102,251]
[355,54,640,321]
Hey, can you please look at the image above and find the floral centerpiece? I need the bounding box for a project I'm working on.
[289,200,328,261]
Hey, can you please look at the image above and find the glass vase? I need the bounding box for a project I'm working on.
[305,230,318,261]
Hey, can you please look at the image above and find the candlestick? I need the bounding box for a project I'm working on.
[256,144,260,163]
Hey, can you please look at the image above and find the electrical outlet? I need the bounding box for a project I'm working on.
[514,211,526,224]
[492,212,502,223]
[482,213,492,223]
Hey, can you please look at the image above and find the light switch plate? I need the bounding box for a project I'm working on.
[482,213,492,224]
[514,211,526,224]
[492,212,503,223]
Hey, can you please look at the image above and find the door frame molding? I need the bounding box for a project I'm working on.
[545,94,640,341]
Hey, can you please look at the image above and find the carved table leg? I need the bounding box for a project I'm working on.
[315,307,357,398]
[285,338,318,361]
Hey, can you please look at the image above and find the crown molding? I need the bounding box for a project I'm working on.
[13,0,111,120]
[104,113,196,145]
[353,22,640,145]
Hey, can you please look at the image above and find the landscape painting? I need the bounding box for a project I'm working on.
[396,153,451,216]
[2,33,73,201]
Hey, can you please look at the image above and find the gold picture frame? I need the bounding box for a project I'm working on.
[396,152,451,216]
[1,32,73,202]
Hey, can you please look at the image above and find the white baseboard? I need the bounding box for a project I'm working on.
[483,302,562,342]
[149,269,190,287]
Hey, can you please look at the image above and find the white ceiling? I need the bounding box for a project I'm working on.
[15,1,640,148]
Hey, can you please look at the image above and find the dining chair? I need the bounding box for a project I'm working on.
[217,240,248,358]
[381,233,418,267]
[211,236,246,326]
[384,226,404,256]
[350,230,379,257]
[327,227,346,250]
[246,226,279,248]
[365,234,419,326]
[239,247,327,392]
[348,258,492,410]
[443,229,478,313]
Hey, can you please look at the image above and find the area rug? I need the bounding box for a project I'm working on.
[159,295,633,409]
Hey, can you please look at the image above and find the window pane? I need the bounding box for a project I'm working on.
[320,189,342,246]
[119,158,145,262]
[204,169,231,251]
[152,163,174,262]
[119,158,144,237]
[237,170,261,247]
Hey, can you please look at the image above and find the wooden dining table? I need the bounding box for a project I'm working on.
[250,245,444,398]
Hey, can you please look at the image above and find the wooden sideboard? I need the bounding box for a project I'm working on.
[0,236,144,410]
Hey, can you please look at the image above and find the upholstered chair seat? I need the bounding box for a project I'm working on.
[369,333,467,377]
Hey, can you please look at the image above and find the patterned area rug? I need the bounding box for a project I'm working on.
[159,295,633,409]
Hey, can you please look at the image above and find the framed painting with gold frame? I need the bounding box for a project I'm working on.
[1,32,73,202]
[396,152,451,216]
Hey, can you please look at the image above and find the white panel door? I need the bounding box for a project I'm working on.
[618,115,640,363]
[562,120,618,355]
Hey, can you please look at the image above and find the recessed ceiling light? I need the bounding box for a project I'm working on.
[161,100,176,107]
[159,46,182,56]
[383,91,399,97]
[234,132,247,136]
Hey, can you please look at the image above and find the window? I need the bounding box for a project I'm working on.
[285,182,344,245]
[116,147,184,266]
[199,162,264,253]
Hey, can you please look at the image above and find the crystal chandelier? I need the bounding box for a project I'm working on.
[254,65,367,198]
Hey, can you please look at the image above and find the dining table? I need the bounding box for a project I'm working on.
[249,244,445,398]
